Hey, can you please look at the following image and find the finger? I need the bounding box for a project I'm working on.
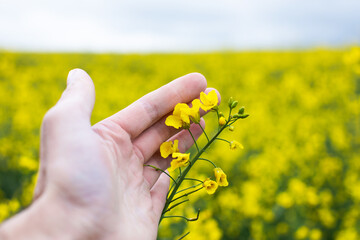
[150,171,170,221]
[133,88,220,162]
[37,69,95,198]
[58,68,95,120]
[41,69,95,144]
[97,73,207,139]
[42,68,95,129]
[143,119,205,188]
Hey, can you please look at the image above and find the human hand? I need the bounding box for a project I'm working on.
[0,69,215,239]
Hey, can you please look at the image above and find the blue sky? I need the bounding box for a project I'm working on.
[0,0,359,52]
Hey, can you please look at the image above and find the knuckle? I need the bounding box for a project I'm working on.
[141,99,160,123]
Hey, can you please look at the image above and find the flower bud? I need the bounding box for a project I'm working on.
[218,116,226,126]
[228,97,234,108]
[219,112,224,118]
[231,101,238,109]
[228,125,235,131]
[239,114,249,119]
[238,107,245,114]
[232,114,240,119]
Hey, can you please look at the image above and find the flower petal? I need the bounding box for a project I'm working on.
[165,115,183,129]
[160,141,173,158]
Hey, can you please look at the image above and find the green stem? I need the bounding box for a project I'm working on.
[168,182,176,198]
[184,178,204,183]
[187,129,199,152]
[228,108,232,121]
[164,199,189,213]
[178,232,190,240]
[215,137,231,144]
[198,158,217,168]
[167,174,181,198]
[162,209,200,222]
[144,165,177,184]
[228,119,238,126]
[160,124,228,223]
[170,187,203,203]
[176,183,203,195]
[216,109,221,131]
[198,123,209,142]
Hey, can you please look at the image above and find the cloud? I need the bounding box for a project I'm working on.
[0,0,359,52]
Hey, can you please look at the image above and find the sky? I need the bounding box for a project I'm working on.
[0,0,359,52]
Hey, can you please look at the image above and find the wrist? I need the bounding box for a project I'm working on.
[0,192,99,240]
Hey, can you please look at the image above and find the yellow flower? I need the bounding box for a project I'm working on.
[295,226,309,239]
[165,103,191,129]
[230,140,244,150]
[200,90,218,111]
[203,178,218,194]
[182,99,201,123]
[214,168,229,186]
[309,229,322,240]
[169,152,190,171]
[218,116,226,126]
[160,140,179,158]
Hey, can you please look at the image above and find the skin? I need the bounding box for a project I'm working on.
[0,69,219,240]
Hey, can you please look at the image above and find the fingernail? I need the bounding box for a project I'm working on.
[67,69,77,87]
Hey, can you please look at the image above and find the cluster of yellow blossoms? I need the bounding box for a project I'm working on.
[156,89,248,237]
[160,139,190,171]
[203,168,229,194]
[160,137,229,194]
[165,90,218,129]
[158,90,247,202]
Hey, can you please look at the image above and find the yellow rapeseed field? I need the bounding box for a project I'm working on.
[0,48,359,239]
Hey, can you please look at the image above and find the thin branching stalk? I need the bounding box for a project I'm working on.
[198,123,209,142]
[175,183,203,195]
[187,129,199,152]
[183,177,204,183]
[162,209,200,222]
[160,123,229,223]
[215,137,231,144]
[170,187,203,203]
[144,164,177,184]
[228,108,233,121]
[198,158,217,168]
[178,232,190,240]
[164,199,189,213]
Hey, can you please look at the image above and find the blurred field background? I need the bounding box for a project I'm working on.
[0,47,359,239]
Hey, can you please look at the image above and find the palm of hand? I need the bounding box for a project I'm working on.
[33,69,208,239]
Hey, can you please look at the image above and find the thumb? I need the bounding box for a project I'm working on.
[36,69,95,199]
[56,68,95,121]
[41,69,95,141]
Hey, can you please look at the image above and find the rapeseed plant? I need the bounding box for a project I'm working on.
[147,90,249,238]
